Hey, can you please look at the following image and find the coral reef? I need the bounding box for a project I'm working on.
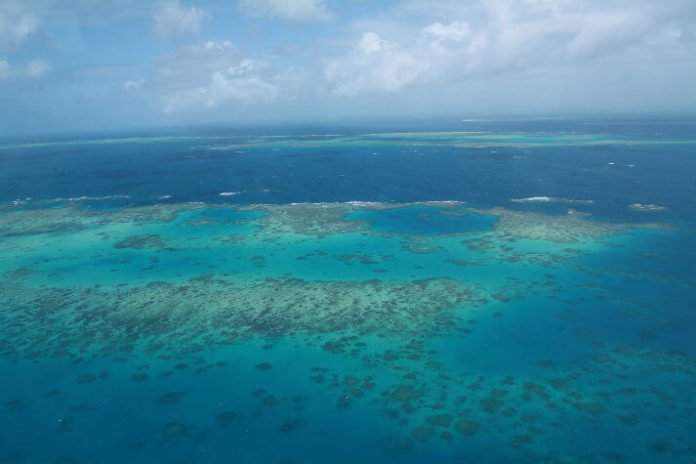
[0,200,691,464]
[0,272,482,360]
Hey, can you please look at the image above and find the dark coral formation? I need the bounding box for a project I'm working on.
[215,411,245,427]
[161,421,187,439]
[255,362,273,371]
[113,234,169,250]
[454,420,480,436]
[156,392,187,406]
[0,273,481,361]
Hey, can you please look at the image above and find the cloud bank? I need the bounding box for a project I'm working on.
[2,0,695,135]
[324,0,694,96]
[125,40,303,113]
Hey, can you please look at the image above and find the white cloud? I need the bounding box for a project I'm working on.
[153,0,209,38]
[239,0,333,22]
[123,79,145,90]
[358,32,386,54]
[25,59,50,77]
[0,2,41,51]
[325,32,427,96]
[421,21,470,42]
[0,58,50,80]
[324,0,696,96]
[162,59,282,112]
[128,40,303,113]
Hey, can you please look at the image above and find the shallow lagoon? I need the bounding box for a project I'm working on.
[1,122,695,463]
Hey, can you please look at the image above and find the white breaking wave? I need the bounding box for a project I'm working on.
[511,196,593,205]
[628,203,667,212]
[283,200,465,208]
[49,195,131,202]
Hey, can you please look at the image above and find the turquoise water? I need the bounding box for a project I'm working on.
[0,121,695,463]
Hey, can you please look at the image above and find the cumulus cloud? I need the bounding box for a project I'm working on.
[123,79,145,90]
[126,40,303,112]
[324,0,696,96]
[325,32,426,96]
[0,58,50,80]
[25,59,50,77]
[239,0,333,22]
[153,0,209,38]
[0,2,41,51]
[421,20,471,43]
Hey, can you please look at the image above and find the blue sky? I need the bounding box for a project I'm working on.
[1,0,695,136]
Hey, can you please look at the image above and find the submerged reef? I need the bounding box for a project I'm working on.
[113,234,170,250]
[242,203,367,237]
[0,203,197,238]
[239,201,464,237]
[0,201,657,246]
[2,200,692,463]
[486,207,668,243]
[0,200,674,363]
[0,272,480,360]
[488,208,622,243]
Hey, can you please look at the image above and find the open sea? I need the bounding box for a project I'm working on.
[0,118,695,463]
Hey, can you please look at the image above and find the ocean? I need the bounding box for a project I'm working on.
[0,118,694,463]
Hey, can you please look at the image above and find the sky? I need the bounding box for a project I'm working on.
[0,0,695,136]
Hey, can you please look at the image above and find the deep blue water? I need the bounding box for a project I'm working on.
[0,118,695,464]
[1,119,695,222]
